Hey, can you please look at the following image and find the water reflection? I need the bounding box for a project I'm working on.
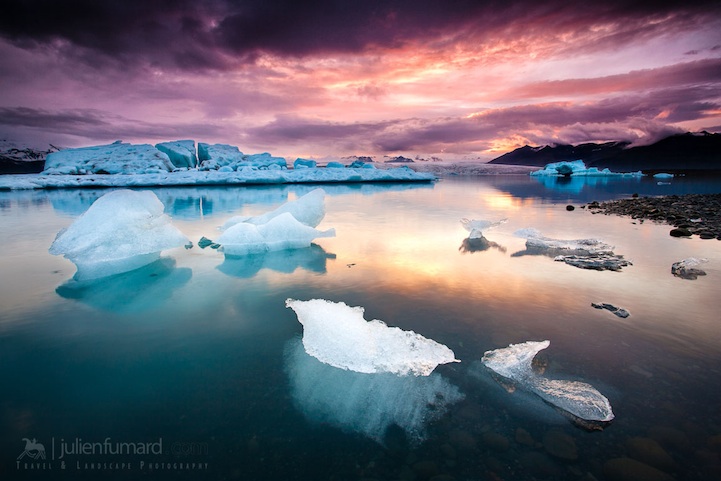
[284,338,464,444]
[55,257,192,312]
[458,235,507,254]
[217,245,336,278]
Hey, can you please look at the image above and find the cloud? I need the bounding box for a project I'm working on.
[2,1,720,71]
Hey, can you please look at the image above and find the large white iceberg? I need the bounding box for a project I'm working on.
[43,142,175,175]
[285,338,464,444]
[286,299,460,376]
[221,188,327,230]
[49,190,189,280]
[460,217,508,239]
[198,143,287,171]
[482,340,614,426]
[217,212,335,256]
[530,160,643,177]
[155,140,197,169]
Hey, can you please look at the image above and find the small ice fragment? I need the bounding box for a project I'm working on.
[49,190,189,280]
[671,257,708,280]
[286,299,460,376]
[482,340,614,425]
[460,218,508,239]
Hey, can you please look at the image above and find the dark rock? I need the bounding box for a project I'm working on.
[592,302,630,318]
[515,428,535,447]
[482,432,510,452]
[626,436,677,472]
[184,241,193,249]
[671,258,708,280]
[566,205,575,211]
[198,236,214,249]
[448,429,477,451]
[412,460,439,479]
[670,227,692,237]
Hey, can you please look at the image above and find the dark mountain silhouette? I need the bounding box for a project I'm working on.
[489,132,721,172]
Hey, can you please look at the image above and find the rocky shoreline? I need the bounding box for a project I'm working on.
[587,193,721,240]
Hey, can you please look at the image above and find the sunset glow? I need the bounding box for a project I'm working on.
[1,0,720,159]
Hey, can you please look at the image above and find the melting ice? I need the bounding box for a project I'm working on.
[49,190,189,280]
[285,299,460,376]
[482,340,614,425]
[221,188,327,229]
[460,217,508,239]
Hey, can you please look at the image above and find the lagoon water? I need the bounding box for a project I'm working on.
[2,174,721,480]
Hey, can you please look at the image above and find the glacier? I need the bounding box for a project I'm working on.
[43,142,175,175]
[217,212,335,256]
[155,140,198,169]
[285,299,460,376]
[482,340,615,427]
[285,338,464,444]
[49,190,189,280]
[221,188,326,230]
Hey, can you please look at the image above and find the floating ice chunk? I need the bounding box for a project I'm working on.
[221,188,327,230]
[653,173,674,179]
[49,190,189,280]
[461,218,508,239]
[671,257,708,280]
[325,161,345,168]
[155,140,197,168]
[285,338,464,444]
[514,228,614,254]
[217,212,335,256]
[482,341,614,425]
[43,142,174,175]
[530,160,643,177]
[591,302,630,318]
[286,299,460,376]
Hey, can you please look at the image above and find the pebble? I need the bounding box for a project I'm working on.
[625,436,677,472]
[515,428,535,447]
[543,430,578,460]
[412,460,440,479]
[482,432,510,452]
[603,457,674,481]
[448,429,477,451]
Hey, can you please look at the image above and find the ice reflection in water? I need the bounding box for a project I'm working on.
[284,338,464,444]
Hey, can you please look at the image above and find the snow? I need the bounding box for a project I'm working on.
[482,340,614,423]
[155,140,197,169]
[217,212,335,256]
[460,218,508,239]
[222,188,326,229]
[530,160,643,177]
[49,190,189,280]
[43,142,175,175]
[285,338,464,444]
[285,299,460,376]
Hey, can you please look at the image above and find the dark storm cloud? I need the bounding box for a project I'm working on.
[2,0,720,70]
[0,107,227,141]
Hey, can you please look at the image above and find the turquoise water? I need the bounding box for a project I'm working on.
[1,175,721,480]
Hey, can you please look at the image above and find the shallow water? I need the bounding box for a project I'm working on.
[1,175,721,480]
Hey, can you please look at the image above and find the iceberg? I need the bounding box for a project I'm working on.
[293,158,317,169]
[217,212,335,256]
[285,299,460,376]
[285,338,464,444]
[198,144,287,171]
[530,160,643,178]
[221,188,327,230]
[49,189,189,280]
[460,217,508,239]
[155,140,197,169]
[43,142,175,175]
[653,173,674,179]
[482,341,614,428]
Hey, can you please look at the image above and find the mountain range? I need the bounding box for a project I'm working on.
[488,132,721,172]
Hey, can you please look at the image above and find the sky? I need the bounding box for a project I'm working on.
[1,0,720,160]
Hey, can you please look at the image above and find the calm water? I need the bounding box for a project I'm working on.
[1,175,721,480]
